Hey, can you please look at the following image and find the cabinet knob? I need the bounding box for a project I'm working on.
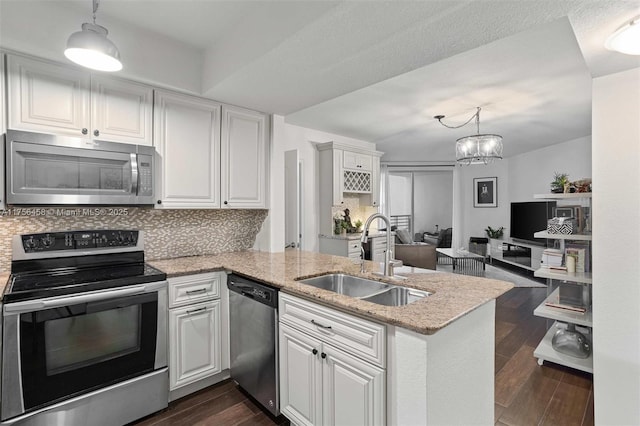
[94,129,100,137]
[321,352,327,359]
[157,200,162,205]
[224,201,228,205]
[81,128,88,135]
[312,349,318,355]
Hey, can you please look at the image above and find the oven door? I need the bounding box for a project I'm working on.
[1,282,167,420]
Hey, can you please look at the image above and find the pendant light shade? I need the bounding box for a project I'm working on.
[434,107,503,165]
[64,0,122,72]
[455,133,503,165]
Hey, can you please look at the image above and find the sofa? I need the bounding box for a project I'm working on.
[393,229,437,270]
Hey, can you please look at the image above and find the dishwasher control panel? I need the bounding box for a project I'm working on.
[227,274,278,308]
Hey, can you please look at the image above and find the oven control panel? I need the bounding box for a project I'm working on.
[21,230,139,253]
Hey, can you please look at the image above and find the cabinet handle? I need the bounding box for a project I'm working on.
[321,352,327,359]
[186,288,207,295]
[94,129,100,137]
[81,128,88,135]
[157,200,162,205]
[186,307,207,315]
[312,349,318,355]
[311,319,332,330]
[224,201,228,205]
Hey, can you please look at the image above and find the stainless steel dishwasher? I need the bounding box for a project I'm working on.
[228,273,280,416]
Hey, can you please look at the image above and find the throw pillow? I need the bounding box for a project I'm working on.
[396,229,413,245]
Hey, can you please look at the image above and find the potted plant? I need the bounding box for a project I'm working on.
[354,219,363,233]
[551,172,569,193]
[485,226,504,239]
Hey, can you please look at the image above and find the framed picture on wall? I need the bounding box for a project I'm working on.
[474,177,497,208]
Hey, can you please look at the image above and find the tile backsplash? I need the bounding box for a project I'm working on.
[0,208,268,273]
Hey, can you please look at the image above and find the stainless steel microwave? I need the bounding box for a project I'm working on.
[5,130,155,206]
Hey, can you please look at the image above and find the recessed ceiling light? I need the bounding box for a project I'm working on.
[605,16,640,56]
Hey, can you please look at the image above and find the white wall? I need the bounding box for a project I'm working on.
[508,136,592,202]
[592,67,640,424]
[269,116,377,252]
[0,1,203,94]
[413,171,453,234]
[456,136,592,248]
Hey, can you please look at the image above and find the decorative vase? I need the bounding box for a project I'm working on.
[334,220,342,235]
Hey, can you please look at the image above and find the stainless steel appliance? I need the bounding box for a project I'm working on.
[5,130,155,205]
[228,274,279,416]
[1,230,168,425]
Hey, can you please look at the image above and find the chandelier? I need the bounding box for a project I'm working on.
[434,107,503,165]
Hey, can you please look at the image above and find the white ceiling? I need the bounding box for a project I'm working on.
[1,0,639,162]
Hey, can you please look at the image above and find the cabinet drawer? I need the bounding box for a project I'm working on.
[279,293,385,367]
[343,151,372,171]
[168,272,223,308]
[347,241,362,257]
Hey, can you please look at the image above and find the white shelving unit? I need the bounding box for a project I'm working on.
[532,192,593,374]
[534,323,593,373]
[534,288,592,327]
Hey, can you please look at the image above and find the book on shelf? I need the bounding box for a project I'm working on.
[549,265,568,272]
[541,248,563,268]
[544,301,587,313]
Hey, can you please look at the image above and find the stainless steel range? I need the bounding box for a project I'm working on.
[1,230,168,426]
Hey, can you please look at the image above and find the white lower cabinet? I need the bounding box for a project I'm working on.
[168,272,227,392]
[279,294,385,426]
[169,300,221,389]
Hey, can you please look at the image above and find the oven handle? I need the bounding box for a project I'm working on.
[3,285,155,314]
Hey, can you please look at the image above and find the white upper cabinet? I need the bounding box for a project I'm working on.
[343,151,372,171]
[221,105,268,208]
[90,76,153,144]
[1,54,6,210]
[7,54,153,145]
[154,90,221,209]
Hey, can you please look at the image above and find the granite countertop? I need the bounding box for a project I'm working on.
[149,250,512,335]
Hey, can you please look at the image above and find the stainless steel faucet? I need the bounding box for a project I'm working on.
[360,213,394,277]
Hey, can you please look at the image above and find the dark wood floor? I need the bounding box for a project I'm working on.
[134,287,593,426]
[494,287,594,426]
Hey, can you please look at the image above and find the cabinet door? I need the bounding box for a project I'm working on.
[279,324,323,426]
[169,300,221,390]
[343,151,372,171]
[220,105,268,208]
[7,55,90,136]
[322,345,385,426]
[154,90,221,208]
[370,156,380,207]
[91,76,153,145]
[1,54,5,210]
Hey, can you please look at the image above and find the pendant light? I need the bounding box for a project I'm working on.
[605,16,640,56]
[434,107,503,165]
[64,0,122,72]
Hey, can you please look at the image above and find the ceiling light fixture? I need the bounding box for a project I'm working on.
[605,15,640,55]
[434,107,503,165]
[64,0,122,72]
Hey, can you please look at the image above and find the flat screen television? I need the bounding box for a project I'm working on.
[510,201,556,244]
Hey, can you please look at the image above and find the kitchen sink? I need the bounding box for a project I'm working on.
[297,273,391,298]
[296,273,431,306]
[361,286,431,306]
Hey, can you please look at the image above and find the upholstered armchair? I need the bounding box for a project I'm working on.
[393,229,437,270]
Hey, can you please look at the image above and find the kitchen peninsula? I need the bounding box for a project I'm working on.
[150,249,512,425]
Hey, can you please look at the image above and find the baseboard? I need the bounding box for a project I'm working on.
[169,369,231,402]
